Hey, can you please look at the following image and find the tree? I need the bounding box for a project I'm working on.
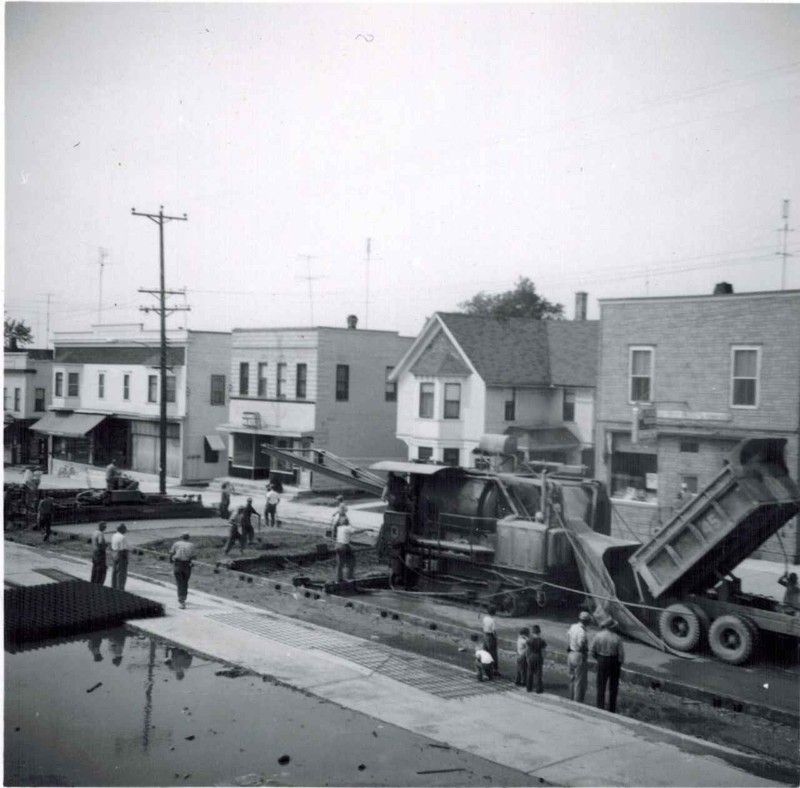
[4,318,34,351]
[458,277,564,320]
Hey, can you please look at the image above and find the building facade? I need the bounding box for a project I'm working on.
[32,324,230,485]
[221,318,412,486]
[595,288,800,562]
[391,312,598,470]
[3,349,53,466]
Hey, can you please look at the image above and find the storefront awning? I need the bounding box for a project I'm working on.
[505,426,579,452]
[205,434,226,452]
[31,412,106,437]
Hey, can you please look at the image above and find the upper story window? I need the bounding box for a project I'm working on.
[563,389,575,422]
[277,363,287,399]
[731,346,760,408]
[335,364,349,402]
[147,375,158,403]
[3,388,7,410]
[165,375,177,404]
[419,382,434,418]
[504,388,516,421]
[210,374,226,406]
[443,448,460,466]
[34,388,45,412]
[67,372,80,398]
[443,383,461,419]
[385,367,397,402]
[98,372,105,400]
[418,446,433,461]
[296,363,307,400]
[123,373,131,401]
[239,362,249,396]
[257,363,268,397]
[55,372,63,397]
[629,347,653,403]
[14,388,21,411]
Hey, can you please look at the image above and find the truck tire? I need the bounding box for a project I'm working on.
[708,615,756,665]
[658,603,703,651]
[684,603,710,640]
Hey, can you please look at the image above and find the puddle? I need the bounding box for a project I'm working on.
[5,626,535,787]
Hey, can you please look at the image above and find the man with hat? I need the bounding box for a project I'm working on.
[169,532,196,609]
[566,611,593,703]
[590,618,625,713]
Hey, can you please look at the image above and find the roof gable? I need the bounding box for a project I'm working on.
[410,329,472,376]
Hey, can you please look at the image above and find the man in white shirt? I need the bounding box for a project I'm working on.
[566,611,592,703]
[335,518,368,583]
[482,605,500,676]
[265,484,280,528]
[110,523,130,591]
[169,532,196,609]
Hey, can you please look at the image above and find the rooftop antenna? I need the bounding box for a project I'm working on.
[297,254,323,325]
[778,199,794,290]
[95,247,110,324]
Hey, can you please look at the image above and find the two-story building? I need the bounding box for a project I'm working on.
[390,312,598,469]
[595,286,800,562]
[3,349,53,466]
[220,316,412,486]
[31,324,230,485]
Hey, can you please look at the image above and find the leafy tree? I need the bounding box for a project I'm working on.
[4,318,34,351]
[458,277,564,320]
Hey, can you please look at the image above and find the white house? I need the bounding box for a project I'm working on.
[390,312,599,471]
[4,349,53,466]
[32,324,230,485]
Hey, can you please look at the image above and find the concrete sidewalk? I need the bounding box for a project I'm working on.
[4,541,788,787]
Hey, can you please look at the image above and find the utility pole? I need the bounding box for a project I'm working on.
[132,205,189,494]
[364,238,371,328]
[778,199,794,290]
[41,293,54,349]
[96,247,109,324]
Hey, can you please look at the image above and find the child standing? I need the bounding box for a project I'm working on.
[525,624,547,694]
[515,627,530,685]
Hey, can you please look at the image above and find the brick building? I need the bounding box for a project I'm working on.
[220,317,412,486]
[595,287,800,562]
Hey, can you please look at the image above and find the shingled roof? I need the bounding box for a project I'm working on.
[436,313,598,388]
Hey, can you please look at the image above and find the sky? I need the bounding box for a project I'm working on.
[5,3,800,343]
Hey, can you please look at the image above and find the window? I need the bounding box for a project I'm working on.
[55,372,63,397]
[419,382,434,418]
[385,366,397,402]
[98,373,105,399]
[166,375,176,403]
[335,364,349,401]
[257,363,268,397]
[123,374,130,401]
[418,446,433,461]
[610,451,658,503]
[67,372,80,397]
[210,374,226,405]
[443,448,460,467]
[679,441,699,454]
[681,475,699,494]
[504,388,516,421]
[731,347,760,408]
[239,362,249,396]
[34,387,45,412]
[629,347,653,403]
[563,389,575,422]
[277,363,287,399]
[14,388,21,411]
[147,375,158,403]
[296,363,307,400]
[204,442,220,464]
[443,383,461,419]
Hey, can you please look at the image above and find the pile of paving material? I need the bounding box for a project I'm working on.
[5,579,164,647]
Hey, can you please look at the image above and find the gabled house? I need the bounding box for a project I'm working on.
[3,349,53,466]
[390,312,599,470]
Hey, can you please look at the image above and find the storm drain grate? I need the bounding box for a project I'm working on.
[209,610,511,699]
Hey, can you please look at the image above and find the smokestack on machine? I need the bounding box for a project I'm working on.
[713,282,734,295]
[346,314,358,329]
[574,292,588,321]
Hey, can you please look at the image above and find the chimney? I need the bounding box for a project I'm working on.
[713,282,734,295]
[574,292,588,321]
[346,314,358,329]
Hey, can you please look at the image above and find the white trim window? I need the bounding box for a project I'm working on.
[98,372,105,399]
[443,383,461,419]
[419,382,434,418]
[731,346,760,408]
[629,346,654,404]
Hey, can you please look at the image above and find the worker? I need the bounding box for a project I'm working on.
[219,481,232,519]
[566,611,592,703]
[334,516,368,583]
[240,497,260,545]
[265,483,280,527]
[590,619,625,713]
[331,495,348,539]
[90,521,108,584]
[110,523,130,591]
[224,508,245,556]
[525,624,547,694]
[169,532,196,609]
[105,460,120,491]
[778,571,800,613]
[482,605,500,676]
[37,495,54,542]
[514,627,530,686]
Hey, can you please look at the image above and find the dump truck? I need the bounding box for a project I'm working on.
[372,457,624,616]
[622,437,800,664]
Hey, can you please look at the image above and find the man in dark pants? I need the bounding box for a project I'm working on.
[90,521,108,584]
[169,532,196,609]
[37,495,54,542]
[224,508,245,556]
[525,624,547,693]
[590,618,625,713]
[110,523,130,591]
[240,497,260,545]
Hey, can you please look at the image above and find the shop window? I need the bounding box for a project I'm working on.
[54,372,63,397]
[731,346,760,408]
[563,389,575,422]
[629,347,653,403]
[611,451,658,503]
[277,363,287,399]
[34,388,46,412]
[335,364,349,401]
[166,375,176,403]
[418,446,433,461]
[443,383,461,419]
[296,363,307,400]
[504,388,516,421]
[443,448,460,466]
[257,363,268,397]
[67,372,80,397]
[385,366,397,402]
[210,374,225,405]
[147,375,158,403]
[419,382,434,418]
[239,362,249,396]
